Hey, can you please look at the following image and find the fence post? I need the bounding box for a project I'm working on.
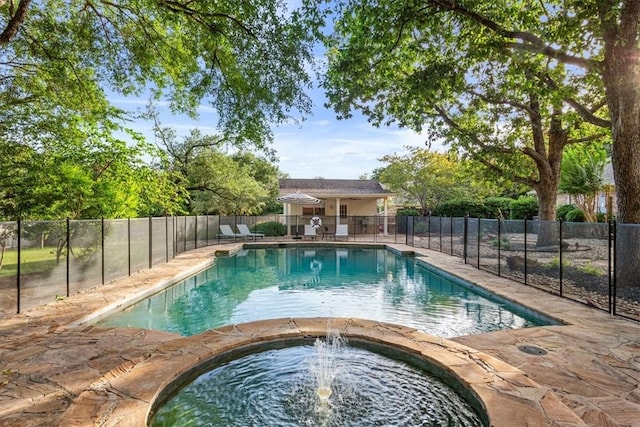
[439,216,443,252]
[184,216,187,252]
[559,220,563,296]
[66,218,70,297]
[524,218,528,286]
[195,215,198,249]
[497,217,501,277]
[149,216,153,269]
[477,218,481,269]
[127,218,131,276]
[16,219,21,314]
[206,215,209,246]
[165,215,169,263]
[612,220,617,315]
[463,215,468,263]
[427,215,431,249]
[450,216,454,255]
[101,217,105,285]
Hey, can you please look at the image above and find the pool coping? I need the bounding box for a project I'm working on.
[1,242,639,425]
[63,317,581,426]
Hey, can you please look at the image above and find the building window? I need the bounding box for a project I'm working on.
[340,204,347,218]
[303,207,325,216]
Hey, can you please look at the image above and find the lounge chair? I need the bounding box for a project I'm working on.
[304,224,317,239]
[237,224,265,239]
[220,224,242,239]
[335,224,349,240]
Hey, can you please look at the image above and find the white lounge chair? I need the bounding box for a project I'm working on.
[304,224,317,239]
[335,224,349,240]
[237,224,265,239]
[220,224,242,239]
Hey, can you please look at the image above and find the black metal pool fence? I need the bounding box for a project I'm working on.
[0,215,637,322]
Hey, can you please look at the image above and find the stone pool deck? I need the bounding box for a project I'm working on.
[0,242,638,426]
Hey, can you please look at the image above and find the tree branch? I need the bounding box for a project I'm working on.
[428,0,598,70]
[467,89,534,115]
[566,132,609,145]
[0,0,31,45]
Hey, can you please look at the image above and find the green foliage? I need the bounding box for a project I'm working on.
[152,125,281,216]
[379,148,474,215]
[579,263,606,277]
[559,144,608,222]
[565,209,586,223]
[557,204,578,221]
[596,212,607,223]
[0,1,316,153]
[396,208,420,217]
[545,257,571,269]
[432,199,484,218]
[253,221,286,237]
[0,136,185,220]
[322,0,611,223]
[483,197,514,219]
[489,237,511,250]
[510,197,539,220]
[559,145,607,196]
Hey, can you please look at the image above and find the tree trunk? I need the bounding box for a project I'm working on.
[601,6,640,224]
[601,8,640,288]
[534,177,560,247]
[531,111,564,247]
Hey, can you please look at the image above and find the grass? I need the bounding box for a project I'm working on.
[579,263,607,276]
[0,247,61,278]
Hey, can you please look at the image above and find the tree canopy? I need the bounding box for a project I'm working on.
[559,143,608,222]
[321,0,610,223]
[319,0,640,224]
[378,148,480,215]
[0,0,320,219]
[0,0,317,150]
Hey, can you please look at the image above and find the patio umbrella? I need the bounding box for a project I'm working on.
[277,191,321,237]
[276,191,321,205]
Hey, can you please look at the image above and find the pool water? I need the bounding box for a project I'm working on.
[151,343,485,426]
[99,247,549,337]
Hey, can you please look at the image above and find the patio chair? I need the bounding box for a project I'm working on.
[237,224,265,239]
[219,224,242,239]
[335,224,349,240]
[304,224,317,239]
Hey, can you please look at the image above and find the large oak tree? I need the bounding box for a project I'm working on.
[0,0,316,148]
[322,0,609,233]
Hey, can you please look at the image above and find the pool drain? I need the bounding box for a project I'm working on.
[517,345,548,355]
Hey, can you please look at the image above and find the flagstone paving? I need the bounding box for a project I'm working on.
[0,242,638,426]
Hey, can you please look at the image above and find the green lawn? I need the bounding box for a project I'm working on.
[0,247,60,278]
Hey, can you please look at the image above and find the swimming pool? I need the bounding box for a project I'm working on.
[99,247,554,337]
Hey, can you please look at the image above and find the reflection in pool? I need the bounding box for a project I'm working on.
[99,247,550,337]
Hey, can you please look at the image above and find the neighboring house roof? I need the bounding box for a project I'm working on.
[279,179,394,199]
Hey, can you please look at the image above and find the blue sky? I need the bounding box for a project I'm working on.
[111,91,438,180]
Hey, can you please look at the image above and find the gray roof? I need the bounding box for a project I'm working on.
[279,179,394,198]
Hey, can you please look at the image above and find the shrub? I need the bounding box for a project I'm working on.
[595,212,607,223]
[432,199,484,218]
[545,256,571,269]
[510,196,539,220]
[489,237,511,249]
[557,204,577,221]
[254,221,286,236]
[579,263,606,276]
[396,208,420,217]
[483,197,514,219]
[565,208,586,223]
